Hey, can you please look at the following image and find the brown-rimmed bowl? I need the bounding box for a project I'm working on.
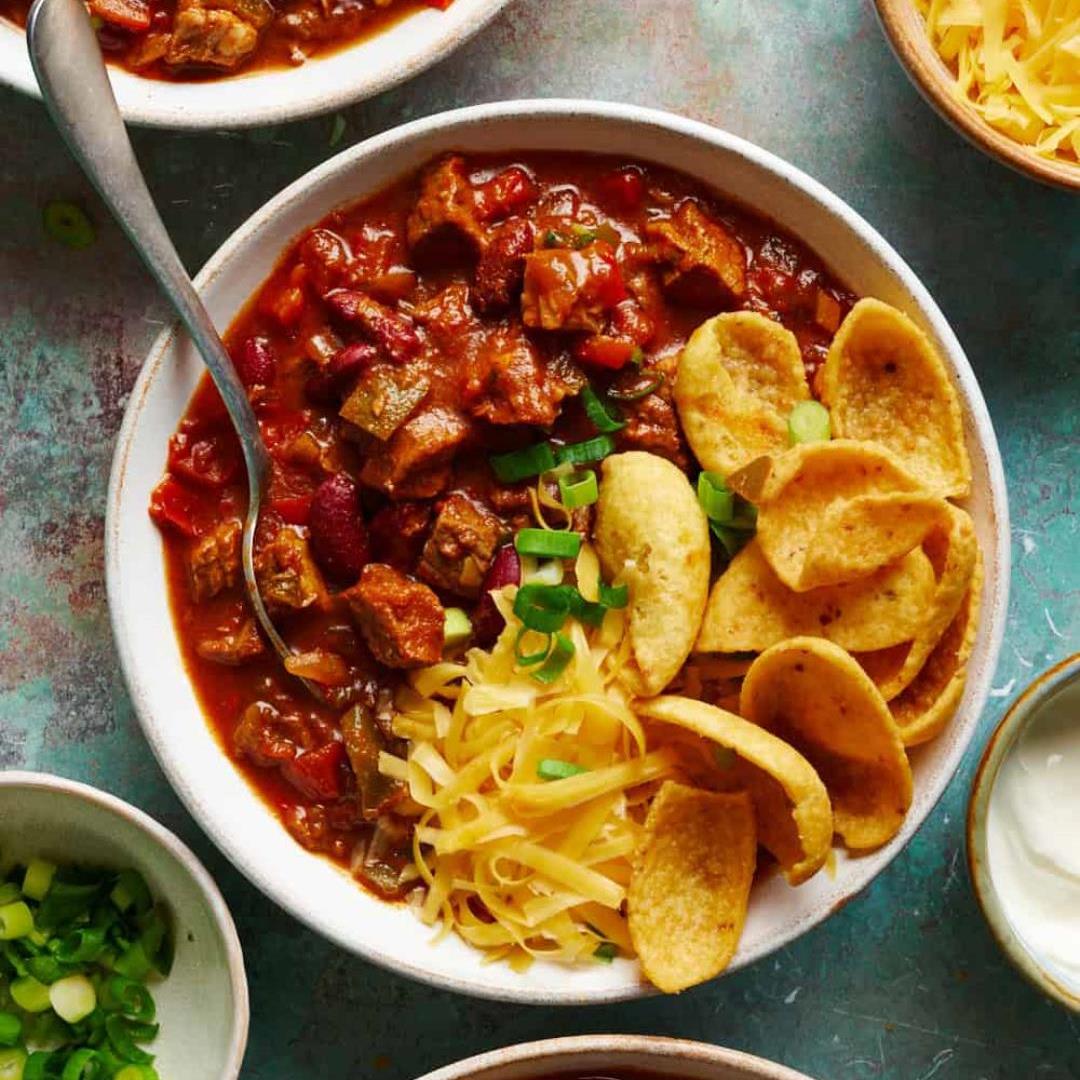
[873,0,1080,192]
[968,653,1080,1013]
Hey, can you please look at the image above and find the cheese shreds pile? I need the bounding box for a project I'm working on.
[918,0,1080,163]
[380,548,677,970]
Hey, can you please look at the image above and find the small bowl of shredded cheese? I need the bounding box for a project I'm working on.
[874,0,1080,190]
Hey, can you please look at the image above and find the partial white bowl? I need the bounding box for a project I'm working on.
[0,772,248,1078]
[0,0,510,129]
[415,1036,815,1080]
[106,100,1011,1004]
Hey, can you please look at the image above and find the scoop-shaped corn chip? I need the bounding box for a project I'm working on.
[696,540,936,654]
[640,696,833,885]
[740,638,912,850]
[822,299,971,498]
[755,441,950,591]
[595,452,711,695]
[628,782,756,992]
[856,505,979,701]
[673,312,810,475]
[889,555,983,746]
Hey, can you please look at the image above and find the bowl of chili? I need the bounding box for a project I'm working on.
[0,0,511,129]
[0,772,249,1078]
[106,99,1010,1003]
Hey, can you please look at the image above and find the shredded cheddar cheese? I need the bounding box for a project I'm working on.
[918,0,1080,164]
[383,550,677,970]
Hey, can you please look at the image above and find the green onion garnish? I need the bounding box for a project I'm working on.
[109,870,151,916]
[711,521,751,559]
[580,385,626,433]
[788,400,832,445]
[10,977,50,1014]
[554,434,617,467]
[0,1048,27,1080]
[515,528,582,560]
[443,608,473,647]
[598,580,629,609]
[48,974,96,1024]
[532,632,576,684]
[490,441,557,483]
[607,371,665,402]
[0,1015,21,1049]
[513,583,573,633]
[21,861,55,904]
[42,201,95,250]
[514,628,553,667]
[593,941,619,962]
[536,759,589,781]
[697,472,734,524]
[558,471,598,509]
[0,903,33,942]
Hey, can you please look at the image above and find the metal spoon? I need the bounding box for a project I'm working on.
[27,0,306,686]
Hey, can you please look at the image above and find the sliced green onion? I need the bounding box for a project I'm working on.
[710,521,751,559]
[21,860,56,903]
[597,580,629,609]
[0,1048,27,1080]
[0,902,33,941]
[103,977,155,1024]
[593,941,619,962]
[0,1014,20,1049]
[112,941,151,982]
[514,628,552,667]
[580,385,625,433]
[114,1068,159,1080]
[109,871,151,917]
[443,608,472,647]
[542,229,564,248]
[105,1016,156,1066]
[514,529,582,560]
[513,584,571,633]
[42,201,95,250]
[10,976,51,1014]
[521,557,564,587]
[553,434,616,467]
[36,880,101,929]
[60,1049,104,1080]
[606,371,664,401]
[728,504,758,531]
[536,759,588,781]
[697,471,734,523]
[25,955,64,985]
[49,974,96,1024]
[0,885,19,907]
[532,632,575,685]
[137,908,172,976]
[788,400,831,445]
[490,442,556,483]
[558,470,598,509]
[55,927,106,965]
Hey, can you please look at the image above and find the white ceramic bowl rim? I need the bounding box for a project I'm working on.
[415,1035,815,1080]
[0,771,250,1072]
[106,99,1011,1004]
[0,0,511,129]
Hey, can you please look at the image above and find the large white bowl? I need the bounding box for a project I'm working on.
[0,772,248,1079]
[414,1035,815,1080]
[0,0,510,129]
[106,100,1011,1004]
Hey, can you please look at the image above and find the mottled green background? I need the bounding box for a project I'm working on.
[1,0,1079,1077]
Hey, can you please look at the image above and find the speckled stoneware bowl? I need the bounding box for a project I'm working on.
[968,654,1080,1013]
[0,0,511,129]
[106,100,1011,1004]
[0,772,249,1077]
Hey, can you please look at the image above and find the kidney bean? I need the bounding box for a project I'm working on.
[471,543,521,646]
[235,336,277,387]
[309,472,369,584]
[305,341,380,405]
[324,289,421,364]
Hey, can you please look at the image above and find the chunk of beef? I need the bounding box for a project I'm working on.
[369,502,432,571]
[358,406,471,500]
[406,155,486,264]
[233,701,313,767]
[165,0,272,68]
[473,219,534,313]
[463,328,575,428]
[299,228,353,295]
[419,493,506,598]
[324,290,422,364]
[644,200,747,308]
[188,519,241,601]
[411,282,477,355]
[616,392,688,467]
[521,242,627,333]
[196,619,265,666]
[343,563,444,669]
[255,526,327,613]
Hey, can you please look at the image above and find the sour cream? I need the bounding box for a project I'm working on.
[987,677,1080,990]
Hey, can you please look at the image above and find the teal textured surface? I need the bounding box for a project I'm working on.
[1,0,1078,1077]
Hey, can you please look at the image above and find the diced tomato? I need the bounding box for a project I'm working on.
[262,284,307,328]
[424,0,452,8]
[474,167,537,223]
[281,741,348,801]
[89,0,150,32]
[574,335,637,370]
[148,476,205,538]
[269,494,313,526]
[598,166,646,212]
[167,430,242,489]
[589,243,628,307]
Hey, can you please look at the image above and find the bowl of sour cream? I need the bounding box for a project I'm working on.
[968,653,1080,1013]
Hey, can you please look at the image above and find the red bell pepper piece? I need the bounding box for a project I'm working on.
[148,476,204,538]
[575,335,637,370]
[268,494,313,526]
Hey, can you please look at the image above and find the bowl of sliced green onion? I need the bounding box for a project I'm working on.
[0,773,248,1080]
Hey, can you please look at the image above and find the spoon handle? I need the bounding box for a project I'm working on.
[26,0,270,491]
